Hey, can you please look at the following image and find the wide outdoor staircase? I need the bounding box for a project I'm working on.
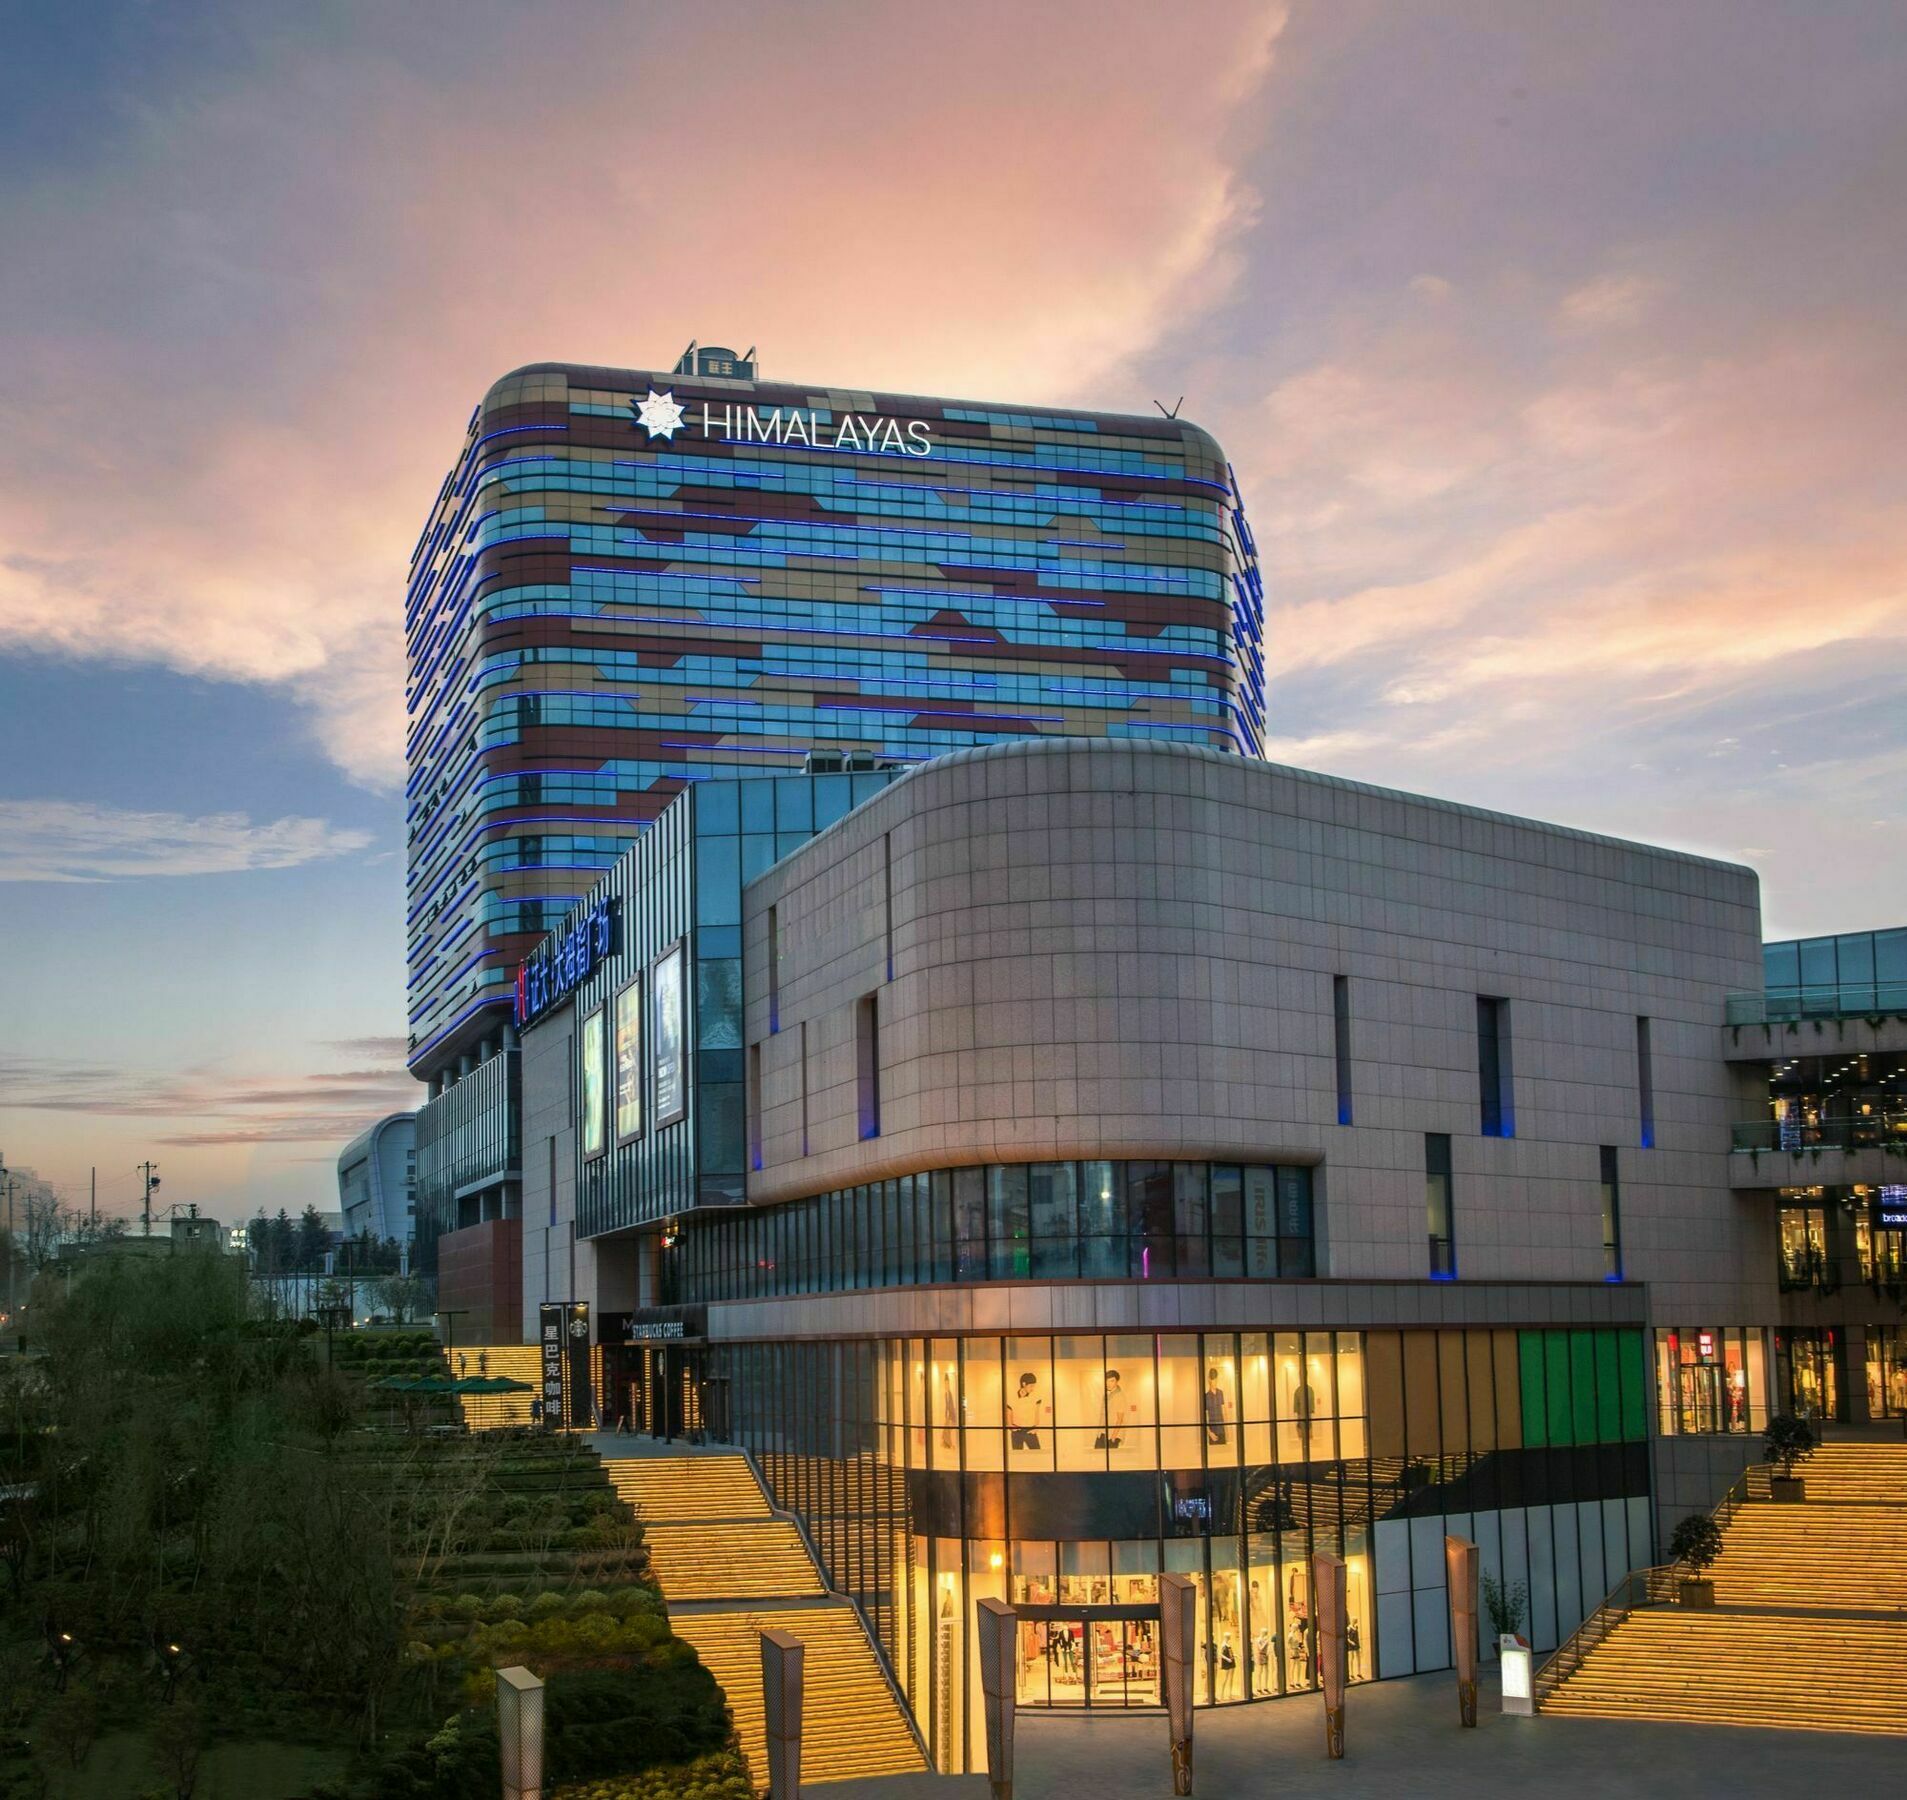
[606,1452,926,1785]
[1540,1439,1907,1734]
[1542,1610,1907,1733]
[609,1455,773,1522]
[670,1604,928,1785]
[643,1521,825,1601]
[1708,1503,1907,1609]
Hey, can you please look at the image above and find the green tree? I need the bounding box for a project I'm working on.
[295,1206,331,1272]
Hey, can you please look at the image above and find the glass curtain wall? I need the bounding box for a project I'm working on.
[1866,1327,1907,1419]
[720,1324,1649,1772]
[678,1160,1315,1302]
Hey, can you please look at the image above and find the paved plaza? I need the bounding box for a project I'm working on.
[839,1668,1901,1798]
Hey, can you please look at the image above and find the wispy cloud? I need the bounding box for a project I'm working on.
[0,800,372,882]
[0,1051,416,1147]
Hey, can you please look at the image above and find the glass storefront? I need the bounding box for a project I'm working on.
[1652,1327,1767,1435]
[1866,1327,1907,1419]
[719,1324,1650,1771]
[1778,1186,1907,1292]
[1775,1327,1846,1422]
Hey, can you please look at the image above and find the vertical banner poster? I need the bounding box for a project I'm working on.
[580,1005,607,1160]
[614,979,643,1142]
[538,1302,564,1425]
[565,1301,592,1429]
[653,942,687,1125]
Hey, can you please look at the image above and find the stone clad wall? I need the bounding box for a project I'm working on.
[745,739,1768,1325]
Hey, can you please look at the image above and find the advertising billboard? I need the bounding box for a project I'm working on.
[614,978,643,1142]
[653,942,687,1125]
[580,1005,607,1160]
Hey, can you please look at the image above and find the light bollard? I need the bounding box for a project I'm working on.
[976,1596,1017,1800]
[1445,1536,1480,1727]
[496,1665,545,1800]
[1160,1570,1197,1794]
[761,1628,805,1800]
[1312,1551,1347,1759]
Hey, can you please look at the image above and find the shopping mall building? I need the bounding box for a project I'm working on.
[506,733,1907,1766]
[407,347,1905,1767]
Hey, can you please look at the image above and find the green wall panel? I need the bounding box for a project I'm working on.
[1518,1329,1548,1447]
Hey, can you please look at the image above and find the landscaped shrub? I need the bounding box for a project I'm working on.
[550,1751,751,1800]
[542,1662,730,1783]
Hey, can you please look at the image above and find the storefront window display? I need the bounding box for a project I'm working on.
[726,1326,1649,1773]
[1653,1328,1767,1435]
[1776,1327,1845,1422]
[1866,1327,1907,1419]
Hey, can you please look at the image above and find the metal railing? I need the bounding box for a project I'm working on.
[1730,1114,1907,1154]
[1726,983,1907,1026]
[1536,1462,1776,1708]
[738,1445,934,1769]
[1533,1563,1679,1706]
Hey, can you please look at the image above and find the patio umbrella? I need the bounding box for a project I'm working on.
[452,1375,534,1394]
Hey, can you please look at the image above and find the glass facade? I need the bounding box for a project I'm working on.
[526,772,897,1228]
[405,362,1265,1081]
[1652,1327,1768,1435]
[719,1325,1650,1770]
[1759,927,1907,1020]
[1776,1186,1907,1295]
[413,1048,518,1240]
[1775,1327,1847,1421]
[1865,1326,1907,1419]
[674,1160,1315,1302]
[1735,1051,1907,1153]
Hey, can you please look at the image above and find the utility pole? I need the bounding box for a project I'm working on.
[89,1167,96,1234]
[139,1162,161,1237]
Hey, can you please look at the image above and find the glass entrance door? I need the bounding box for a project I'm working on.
[1779,1329,1845,1421]
[1677,1362,1726,1435]
[1014,1609,1159,1707]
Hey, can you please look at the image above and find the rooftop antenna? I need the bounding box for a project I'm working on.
[1154,396,1185,420]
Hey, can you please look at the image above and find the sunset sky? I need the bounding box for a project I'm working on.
[3,0,1903,1223]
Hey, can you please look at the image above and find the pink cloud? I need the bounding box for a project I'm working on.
[0,1,1287,787]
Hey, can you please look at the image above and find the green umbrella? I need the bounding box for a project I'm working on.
[454,1375,534,1394]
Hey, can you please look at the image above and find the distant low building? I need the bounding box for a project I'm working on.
[337,1114,417,1243]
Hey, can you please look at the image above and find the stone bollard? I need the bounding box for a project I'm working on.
[977,1596,1017,1800]
[761,1627,805,1800]
[1160,1571,1197,1793]
[1312,1551,1347,1759]
[1445,1536,1480,1727]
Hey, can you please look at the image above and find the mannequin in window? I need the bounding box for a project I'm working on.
[940,1370,957,1450]
[1204,1366,1230,1445]
[1008,1371,1046,1450]
[1096,1368,1129,1450]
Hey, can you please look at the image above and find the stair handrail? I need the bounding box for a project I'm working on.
[735,1446,934,1769]
[1708,1460,1772,1536]
[1533,1563,1677,1707]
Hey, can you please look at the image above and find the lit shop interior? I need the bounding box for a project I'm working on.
[1776,1185,1907,1293]
[717,1324,1652,1771]
[1744,1053,1907,1152]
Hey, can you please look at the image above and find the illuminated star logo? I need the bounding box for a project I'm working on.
[633,388,687,440]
